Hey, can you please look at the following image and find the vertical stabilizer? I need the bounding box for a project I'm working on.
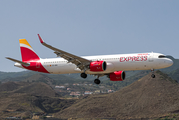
[19,39,40,62]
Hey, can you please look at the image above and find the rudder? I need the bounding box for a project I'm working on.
[19,39,40,62]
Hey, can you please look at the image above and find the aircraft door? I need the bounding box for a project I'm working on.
[36,62,40,68]
[148,53,154,62]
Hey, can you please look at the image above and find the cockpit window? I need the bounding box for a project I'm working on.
[158,55,166,58]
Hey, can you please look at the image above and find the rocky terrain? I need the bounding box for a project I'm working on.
[0,70,179,119]
[55,71,179,119]
[0,81,75,119]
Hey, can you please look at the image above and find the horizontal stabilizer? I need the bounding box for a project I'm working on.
[6,57,30,66]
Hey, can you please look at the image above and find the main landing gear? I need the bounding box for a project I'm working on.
[81,73,87,78]
[94,75,101,85]
[94,79,100,84]
[151,69,155,78]
[80,73,101,85]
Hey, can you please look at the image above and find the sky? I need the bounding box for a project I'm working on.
[0,0,179,72]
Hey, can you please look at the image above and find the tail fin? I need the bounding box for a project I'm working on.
[19,39,40,62]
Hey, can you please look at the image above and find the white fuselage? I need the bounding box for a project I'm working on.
[16,52,172,74]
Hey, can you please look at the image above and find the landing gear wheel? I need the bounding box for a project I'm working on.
[151,74,155,78]
[81,73,87,79]
[94,79,100,85]
[151,69,155,78]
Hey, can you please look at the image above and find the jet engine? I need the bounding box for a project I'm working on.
[109,71,126,81]
[90,61,107,72]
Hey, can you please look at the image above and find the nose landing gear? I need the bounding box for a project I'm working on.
[151,69,155,78]
[151,74,155,78]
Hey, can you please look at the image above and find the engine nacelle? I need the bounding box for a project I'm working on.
[90,61,107,72]
[109,71,126,81]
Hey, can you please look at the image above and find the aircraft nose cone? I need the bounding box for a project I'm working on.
[166,59,173,67]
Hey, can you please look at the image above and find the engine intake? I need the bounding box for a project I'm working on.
[109,71,126,81]
[90,61,107,72]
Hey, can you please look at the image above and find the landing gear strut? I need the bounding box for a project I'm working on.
[151,69,155,78]
[81,73,87,79]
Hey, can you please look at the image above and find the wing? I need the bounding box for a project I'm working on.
[37,34,91,71]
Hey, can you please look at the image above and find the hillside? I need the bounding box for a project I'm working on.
[0,71,30,80]
[1,71,179,119]
[0,81,21,92]
[14,82,59,97]
[0,71,85,86]
[169,68,179,81]
[0,81,75,119]
[55,71,179,119]
[0,80,58,97]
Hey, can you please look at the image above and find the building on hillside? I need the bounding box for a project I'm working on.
[94,90,101,94]
[64,83,69,86]
[84,91,93,95]
[108,89,115,93]
[55,86,65,89]
[99,86,105,88]
[45,115,53,118]
[70,92,81,96]
[101,91,107,93]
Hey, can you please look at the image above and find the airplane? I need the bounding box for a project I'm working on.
[6,34,173,84]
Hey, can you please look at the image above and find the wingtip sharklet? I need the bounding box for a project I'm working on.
[37,34,44,43]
